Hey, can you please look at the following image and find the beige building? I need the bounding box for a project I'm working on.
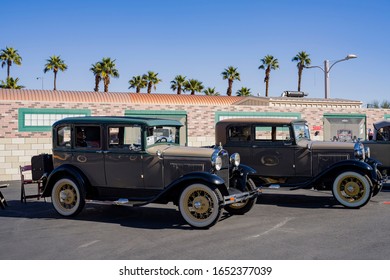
[1,89,389,180]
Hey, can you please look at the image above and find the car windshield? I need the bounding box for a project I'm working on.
[146,126,180,147]
[293,123,311,141]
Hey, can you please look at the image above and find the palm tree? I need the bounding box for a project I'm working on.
[43,55,68,90]
[100,57,119,92]
[258,55,279,97]
[222,66,240,96]
[0,77,24,89]
[128,75,147,93]
[90,62,103,92]
[371,100,390,108]
[143,71,162,94]
[203,87,220,96]
[236,87,251,96]
[0,47,22,79]
[184,79,204,95]
[170,75,187,94]
[292,51,311,91]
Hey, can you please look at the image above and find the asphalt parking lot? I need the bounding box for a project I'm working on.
[1,180,390,260]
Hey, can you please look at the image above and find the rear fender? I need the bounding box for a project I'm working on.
[42,164,90,197]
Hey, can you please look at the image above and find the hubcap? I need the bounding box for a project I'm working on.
[339,176,364,200]
[58,184,77,209]
[186,189,214,220]
[345,182,360,196]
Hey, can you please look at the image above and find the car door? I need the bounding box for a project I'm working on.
[104,125,144,189]
[72,125,106,187]
[251,124,296,177]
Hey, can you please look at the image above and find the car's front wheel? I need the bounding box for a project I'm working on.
[51,177,86,217]
[224,178,257,215]
[332,171,372,208]
[372,170,383,197]
[179,183,222,229]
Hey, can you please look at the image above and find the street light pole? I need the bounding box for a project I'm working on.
[306,54,357,99]
[36,77,44,90]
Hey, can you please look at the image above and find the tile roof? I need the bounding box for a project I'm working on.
[0,89,244,106]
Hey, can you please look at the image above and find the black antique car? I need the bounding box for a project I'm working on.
[215,118,383,208]
[35,116,259,229]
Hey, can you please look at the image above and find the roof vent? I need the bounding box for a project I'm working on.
[281,91,308,98]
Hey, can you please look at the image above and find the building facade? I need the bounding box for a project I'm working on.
[1,89,389,180]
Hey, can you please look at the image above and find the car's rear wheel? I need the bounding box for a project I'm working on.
[179,183,222,229]
[332,171,372,208]
[51,177,86,217]
[224,178,257,215]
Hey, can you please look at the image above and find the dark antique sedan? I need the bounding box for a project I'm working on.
[215,118,383,208]
[35,116,259,229]
[363,120,390,178]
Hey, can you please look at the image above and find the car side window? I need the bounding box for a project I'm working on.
[227,126,251,142]
[75,126,101,149]
[108,126,142,151]
[56,125,71,148]
[254,125,290,141]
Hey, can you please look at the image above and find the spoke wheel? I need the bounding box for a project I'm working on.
[52,177,85,217]
[179,183,222,229]
[225,178,257,215]
[332,171,372,208]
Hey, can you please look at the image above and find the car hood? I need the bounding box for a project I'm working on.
[298,139,354,150]
[147,145,214,158]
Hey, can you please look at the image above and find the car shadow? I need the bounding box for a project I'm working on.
[256,190,343,209]
[0,199,233,230]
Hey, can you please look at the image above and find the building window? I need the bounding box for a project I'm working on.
[18,108,91,132]
[323,114,366,142]
[215,111,301,122]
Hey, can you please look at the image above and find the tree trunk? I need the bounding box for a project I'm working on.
[264,68,270,97]
[7,61,11,79]
[53,71,57,91]
[147,83,152,94]
[94,76,100,92]
[227,79,233,96]
[297,66,303,91]
[177,86,181,95]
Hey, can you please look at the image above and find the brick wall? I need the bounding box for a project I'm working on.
[1,97,389,180]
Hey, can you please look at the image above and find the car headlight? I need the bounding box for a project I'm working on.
[213,156,222,171]
[230,153,240,167]
[354,142,365,160]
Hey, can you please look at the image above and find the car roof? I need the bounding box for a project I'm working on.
[53,116,183,127]
[216,118,306,125]
[373,120,390,131]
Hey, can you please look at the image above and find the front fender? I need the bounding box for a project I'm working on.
[235,164,256,177]
[42,164,89,197]
[145,172,226,205]
[230,164,257,192]
[297,160,377,190]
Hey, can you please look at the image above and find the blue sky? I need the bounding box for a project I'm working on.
[2,0,389,105]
